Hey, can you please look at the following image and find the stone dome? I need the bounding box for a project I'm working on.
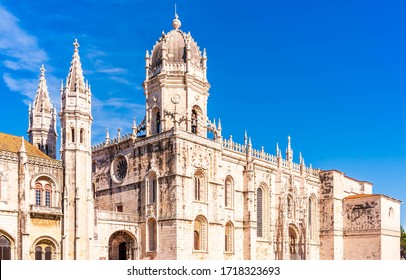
[149,16,203,75]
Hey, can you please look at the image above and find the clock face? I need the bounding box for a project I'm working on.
[111,155,128,183]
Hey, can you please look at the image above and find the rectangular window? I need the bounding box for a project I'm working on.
[116,205,123,212]
[45,190,51,207]
[35,190,42,206]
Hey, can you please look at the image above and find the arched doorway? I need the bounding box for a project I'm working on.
[108,231,137,260]
[288,225,299,260]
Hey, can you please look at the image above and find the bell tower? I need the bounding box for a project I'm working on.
[59,39,94,260]
[28,65,57,158]
[143,14,210,137]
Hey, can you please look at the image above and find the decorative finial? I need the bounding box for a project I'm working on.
[73,39,79,51]
[40,64,46,77]
[300,152,305,166]
[172,6,181,30]
[286,135,293,162]
[20,136,26,153]
[132,118,137,138]
[105,128,110,145]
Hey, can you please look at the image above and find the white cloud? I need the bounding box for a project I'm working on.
[91,95,145,144]
[0,5,48,71]
[98,67,126,74]
[2,73,37,102]
[0,4,61,106]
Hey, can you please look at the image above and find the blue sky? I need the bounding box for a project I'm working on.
[0,0,405,227]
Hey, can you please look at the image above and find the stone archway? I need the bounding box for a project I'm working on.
[288,225,299,260]
[108,231,137,260]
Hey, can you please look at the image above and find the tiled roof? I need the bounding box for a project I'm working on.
[344,194,378,199]
[0,132,53,160]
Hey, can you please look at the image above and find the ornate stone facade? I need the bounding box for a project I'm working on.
[0,14,401,260]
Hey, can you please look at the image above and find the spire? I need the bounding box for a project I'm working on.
[20,136,26,153]
[172,6,181,30]
[132,117,138,139]
[28,64,57,158]
[65,39,87,94]
[33,64,52,113]
[117,128,121,140]
[286,135,293,162]
[40,64,46,77]
[246,136,253,168]
[105,128,110,145]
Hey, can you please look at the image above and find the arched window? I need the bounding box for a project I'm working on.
[194,171,206,202]
[80,128,84,144]
[35,183,42,206]
[44,246,52,260]
[71,128,75,143]
[0,236,11,260]
[92,161,97,173]
[225,222,234,253]
[33,239,57,260]
[191,109,198,134]
[257,188,263,237]
[156,111,161,133]
[148,173,157,204]
[308,196,317,241]
[34,177,54,207]
[45,184,52,207]
[147,219,157,252]
[193,216,207,251]
[151,108,161,135]
[225,176,233,208]
[35,246,42,260]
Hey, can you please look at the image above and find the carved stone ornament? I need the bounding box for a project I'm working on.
[147,205,155,218]
[171,94,180,104]
[192,155,208,169]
